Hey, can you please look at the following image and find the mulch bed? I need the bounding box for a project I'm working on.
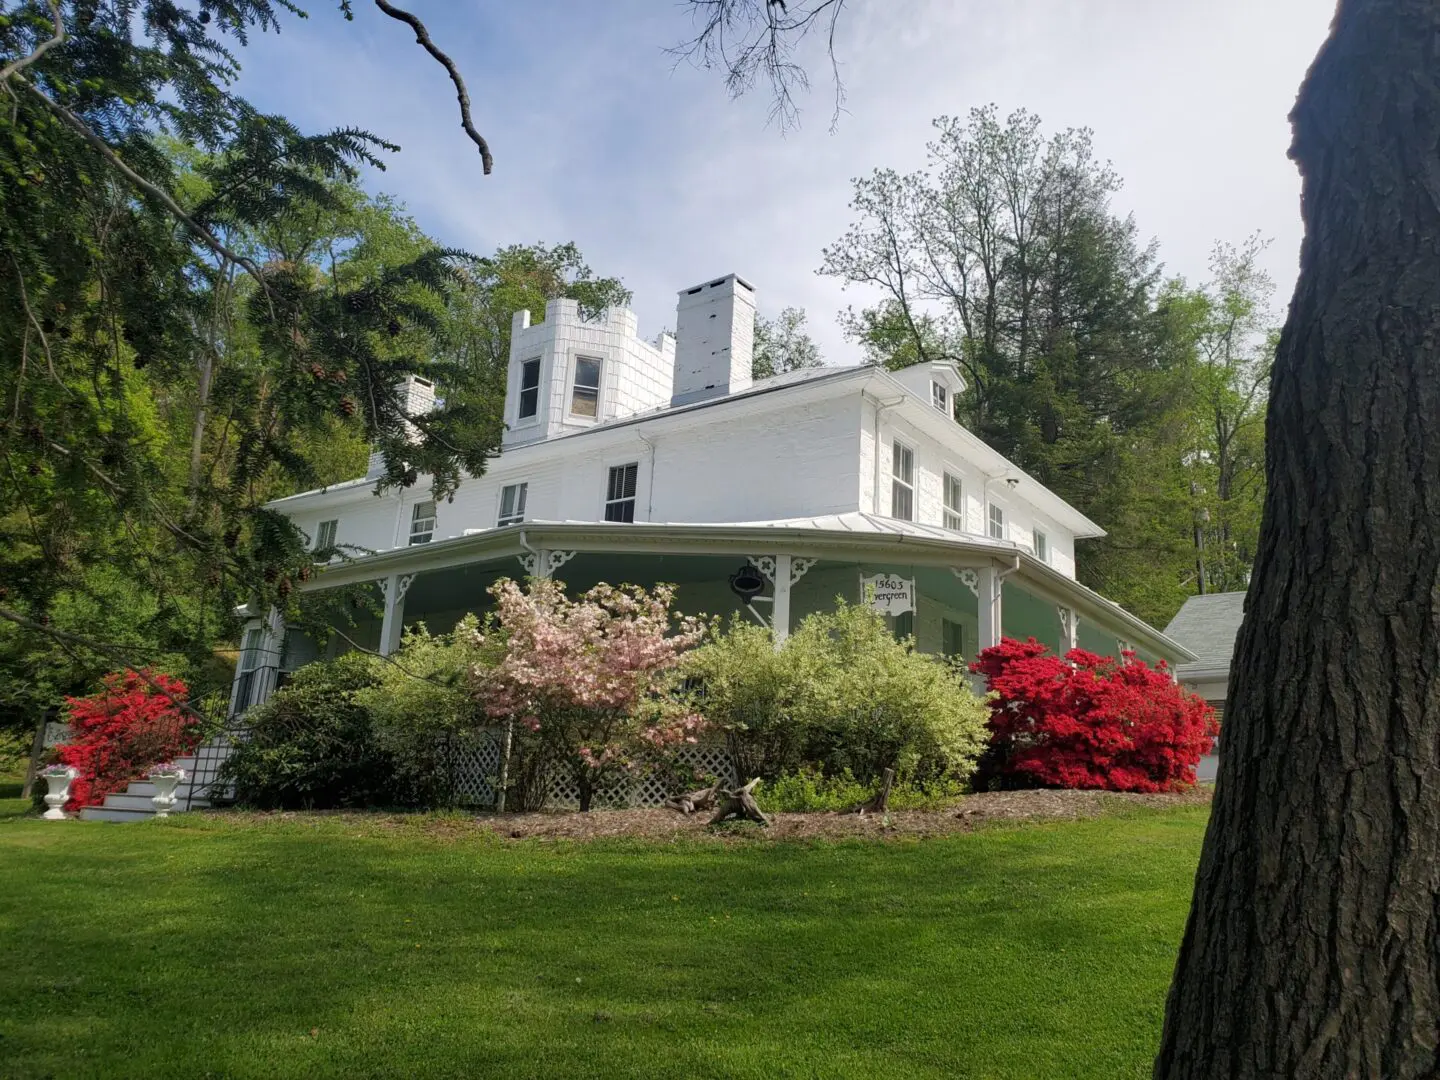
[473,786,1213,842]
[198,787,1211,842]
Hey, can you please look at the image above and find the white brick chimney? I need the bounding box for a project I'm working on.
[366,373,436,479]
[670,274,755,407]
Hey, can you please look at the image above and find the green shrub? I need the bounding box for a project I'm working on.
[755,767,968,812]
[220,653,448,810]
[686,602,991,788]
[756,767,870,811]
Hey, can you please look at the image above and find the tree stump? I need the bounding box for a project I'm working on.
[708,778,769,826]
[855,767,895,816]
[663,779,723,815]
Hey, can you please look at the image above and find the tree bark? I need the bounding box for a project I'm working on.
[1155,4,1440,1077]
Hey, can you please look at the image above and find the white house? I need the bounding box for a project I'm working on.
[229,272,1196,717]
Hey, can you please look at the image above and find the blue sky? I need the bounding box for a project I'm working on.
[235,0,1336,360]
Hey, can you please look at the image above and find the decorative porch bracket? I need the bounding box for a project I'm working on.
[1058,605,1079,654]
[518,549,578,578]
[748,555,818,647]
[378,572,416,657]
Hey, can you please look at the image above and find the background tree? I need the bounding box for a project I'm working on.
[820,106,1201,624]
[752,305,823,378]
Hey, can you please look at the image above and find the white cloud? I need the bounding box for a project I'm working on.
[237,0,1335,359]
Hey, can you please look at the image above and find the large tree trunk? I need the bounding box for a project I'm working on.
[1155,3,1440,1077]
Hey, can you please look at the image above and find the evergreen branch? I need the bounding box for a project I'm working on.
[17,77,273,293]
[0,605,214,727]
[372,0,493,174]
[0,0,65,83]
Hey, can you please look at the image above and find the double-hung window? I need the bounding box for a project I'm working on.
[931,381,948,413]
[943,473,964,531]
[313,519,338,557]
[518,358,541,420]
[497,483,528,527]
[409,500,437,545]
[1034,529,1049,563]
[988,503,1006,540]
[605,463,638,523]
[571,357,602,418]
[890,441,915,521]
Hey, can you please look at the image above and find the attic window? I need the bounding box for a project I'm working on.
[931,381,948,412]
[518,358,541,420]
[571,357,601,418]
[1035,529,1049,563]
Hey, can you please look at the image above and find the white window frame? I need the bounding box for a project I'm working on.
[604,462,639,523]
[931,381,948,413]
[516,357,542,422]
[943,472,964,531]
[313,519,338,555]
[1034,529,1049,563]
[568,353,603,421]
[409,500,437,545]
[497,482,528,527]
[988,503,1006,541]
[890,440,915,522]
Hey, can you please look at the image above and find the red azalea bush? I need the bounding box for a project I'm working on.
[970,637,1217,793]
[57,670,201,809]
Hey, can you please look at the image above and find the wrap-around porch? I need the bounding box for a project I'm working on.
[232,521,1191,716]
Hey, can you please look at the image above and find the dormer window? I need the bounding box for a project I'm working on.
[571,357,601,418]
[931,381,948,412]
[518,358,541,420]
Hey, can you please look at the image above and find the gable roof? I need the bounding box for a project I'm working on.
[1164,592,1246,665]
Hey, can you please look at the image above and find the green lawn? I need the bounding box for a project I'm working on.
[0,804,1206,1080]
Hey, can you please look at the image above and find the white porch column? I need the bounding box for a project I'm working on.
[976,563,1003,651]
[773,554,793,645]
[378,574,415,657]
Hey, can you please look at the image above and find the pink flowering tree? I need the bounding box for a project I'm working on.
[471,578,709,811]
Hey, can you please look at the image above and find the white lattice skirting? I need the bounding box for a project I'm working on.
[445,733,734,810]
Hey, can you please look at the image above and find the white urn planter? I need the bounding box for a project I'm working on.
[39,766,79,820]
[147,765,187,818]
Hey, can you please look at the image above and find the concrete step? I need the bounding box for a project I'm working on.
[103,793,211,812]
[126,780,211,799]
[78,805,157,823]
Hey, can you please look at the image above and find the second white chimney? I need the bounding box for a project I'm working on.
[670,274,755,407]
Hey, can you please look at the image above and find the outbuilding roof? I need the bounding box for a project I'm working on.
[1164,592,1246,665]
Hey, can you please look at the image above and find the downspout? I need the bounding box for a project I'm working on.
[637,432,657,521]
[866,391,906,515]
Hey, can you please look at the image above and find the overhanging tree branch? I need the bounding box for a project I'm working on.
[17,78,272,288]
[373,0,493,174]
[0,0,65,84]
